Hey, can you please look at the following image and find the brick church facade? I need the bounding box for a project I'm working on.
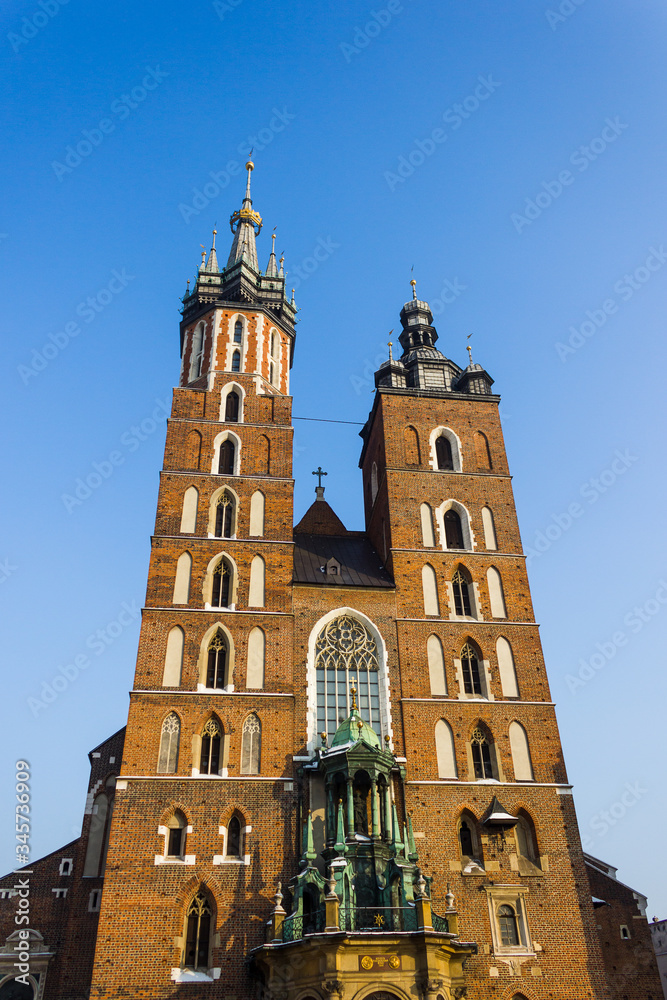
[0,163,662,1000]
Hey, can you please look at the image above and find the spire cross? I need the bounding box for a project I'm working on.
[312,466,328,488]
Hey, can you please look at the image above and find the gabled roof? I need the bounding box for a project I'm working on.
[293,533,394,588]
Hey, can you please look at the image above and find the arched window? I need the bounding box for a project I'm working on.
[497,904,519,946]
[509,721,534,781]
[185,430,202,471]
[173,552,192,605]
[218,439,235,475]
[0,978,35,999]
[435,720,457,778]
[470,725,495,780]
[444,509,464,549]
[200,718,222,774]
[249,490,265,536]
[496,637,519,698]
[460,642,483,696]
[214,492,234,538]
[452,568,472,616]
[233,319,243,343]
[269,361,276,385]
[83,776,116,876]
[460,818,474,856]
[474,431,492,470]
[487,567,507,618]
[212,559,232,608]
[482,505,497,549]
[247,627,265,689]
[427,634,447,695]
[190,323,204,381]
[184,892,212,971]
[257,435,270,475]
[422,564,440,616]
[206,631,228,689]
[162,627,184,687]
[241,714,261,774]
[166,811,186,858]
[515,811,539,864]
[436,435,454,470]
[249,555,265,607]
[404,426,420,465]
[231,349,241,373]
[226,815,242,858]
[158,713,180,773]
[180,486,198,533]
[420,503,435,547]
[370,462,378,505]
[271,330,278,357]
[315,615,380,737]
[225,391,240,422]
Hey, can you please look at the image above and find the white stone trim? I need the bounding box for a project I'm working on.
[428,426,463,472]
[434,499,476,551]
[219,380,246,423]
[211,429,242,476]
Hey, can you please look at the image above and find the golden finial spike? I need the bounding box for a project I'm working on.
[388,341,393,362]
[212,228,217,248]
[350,681,358,711]
[410,278,417,300]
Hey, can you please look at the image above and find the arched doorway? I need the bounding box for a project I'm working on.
[0,979,34,999]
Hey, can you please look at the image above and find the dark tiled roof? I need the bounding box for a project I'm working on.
[293,533,394,588]
[294,499,348,535]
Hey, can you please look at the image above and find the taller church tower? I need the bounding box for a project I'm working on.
[89,169,609,1000]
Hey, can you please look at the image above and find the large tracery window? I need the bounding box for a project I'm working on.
[315,615,381,738]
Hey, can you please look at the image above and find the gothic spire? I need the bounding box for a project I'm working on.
[205,228,219,273]
[266,230,278,277]
[227,158,262,271]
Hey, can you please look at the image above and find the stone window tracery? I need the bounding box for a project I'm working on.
[315,615,380,737]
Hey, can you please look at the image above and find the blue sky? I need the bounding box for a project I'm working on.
[2,0,667,916]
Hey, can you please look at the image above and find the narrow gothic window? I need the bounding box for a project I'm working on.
[471,727,494,779]
[315,615,380,738]
[226,816,241,857]
[225,391,240,422]
[436,436,454,470]
[200,718,222,774]
[452,569,472,616]
[231,349,241,372]
[498,904,519,946]
[241,714,261,774]
[269,361,276,385]
[444,509,464,549]
[206,632,228,689]
[185,893,212,970]
[186,429,202,471]
[158,713,180,773]
[461,643,483,696]
[459,820,474,857]
[167,812,186,857]
[218,440,235,475]
[214,493,233,538]
[474,431,492,470]
[234,319,243,343]
[212,559,231,608]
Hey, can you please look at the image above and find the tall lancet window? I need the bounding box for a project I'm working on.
[315,615,380,738]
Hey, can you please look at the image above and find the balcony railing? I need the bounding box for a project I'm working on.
[339,905,418,933]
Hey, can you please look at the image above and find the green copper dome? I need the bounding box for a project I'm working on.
[331,707,381,749]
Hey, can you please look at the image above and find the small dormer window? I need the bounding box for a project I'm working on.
[326,558,340,577]
[59,858,73,876]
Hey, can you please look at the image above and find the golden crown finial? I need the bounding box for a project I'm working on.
[246,158,254,172]
[350,681,358,711]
